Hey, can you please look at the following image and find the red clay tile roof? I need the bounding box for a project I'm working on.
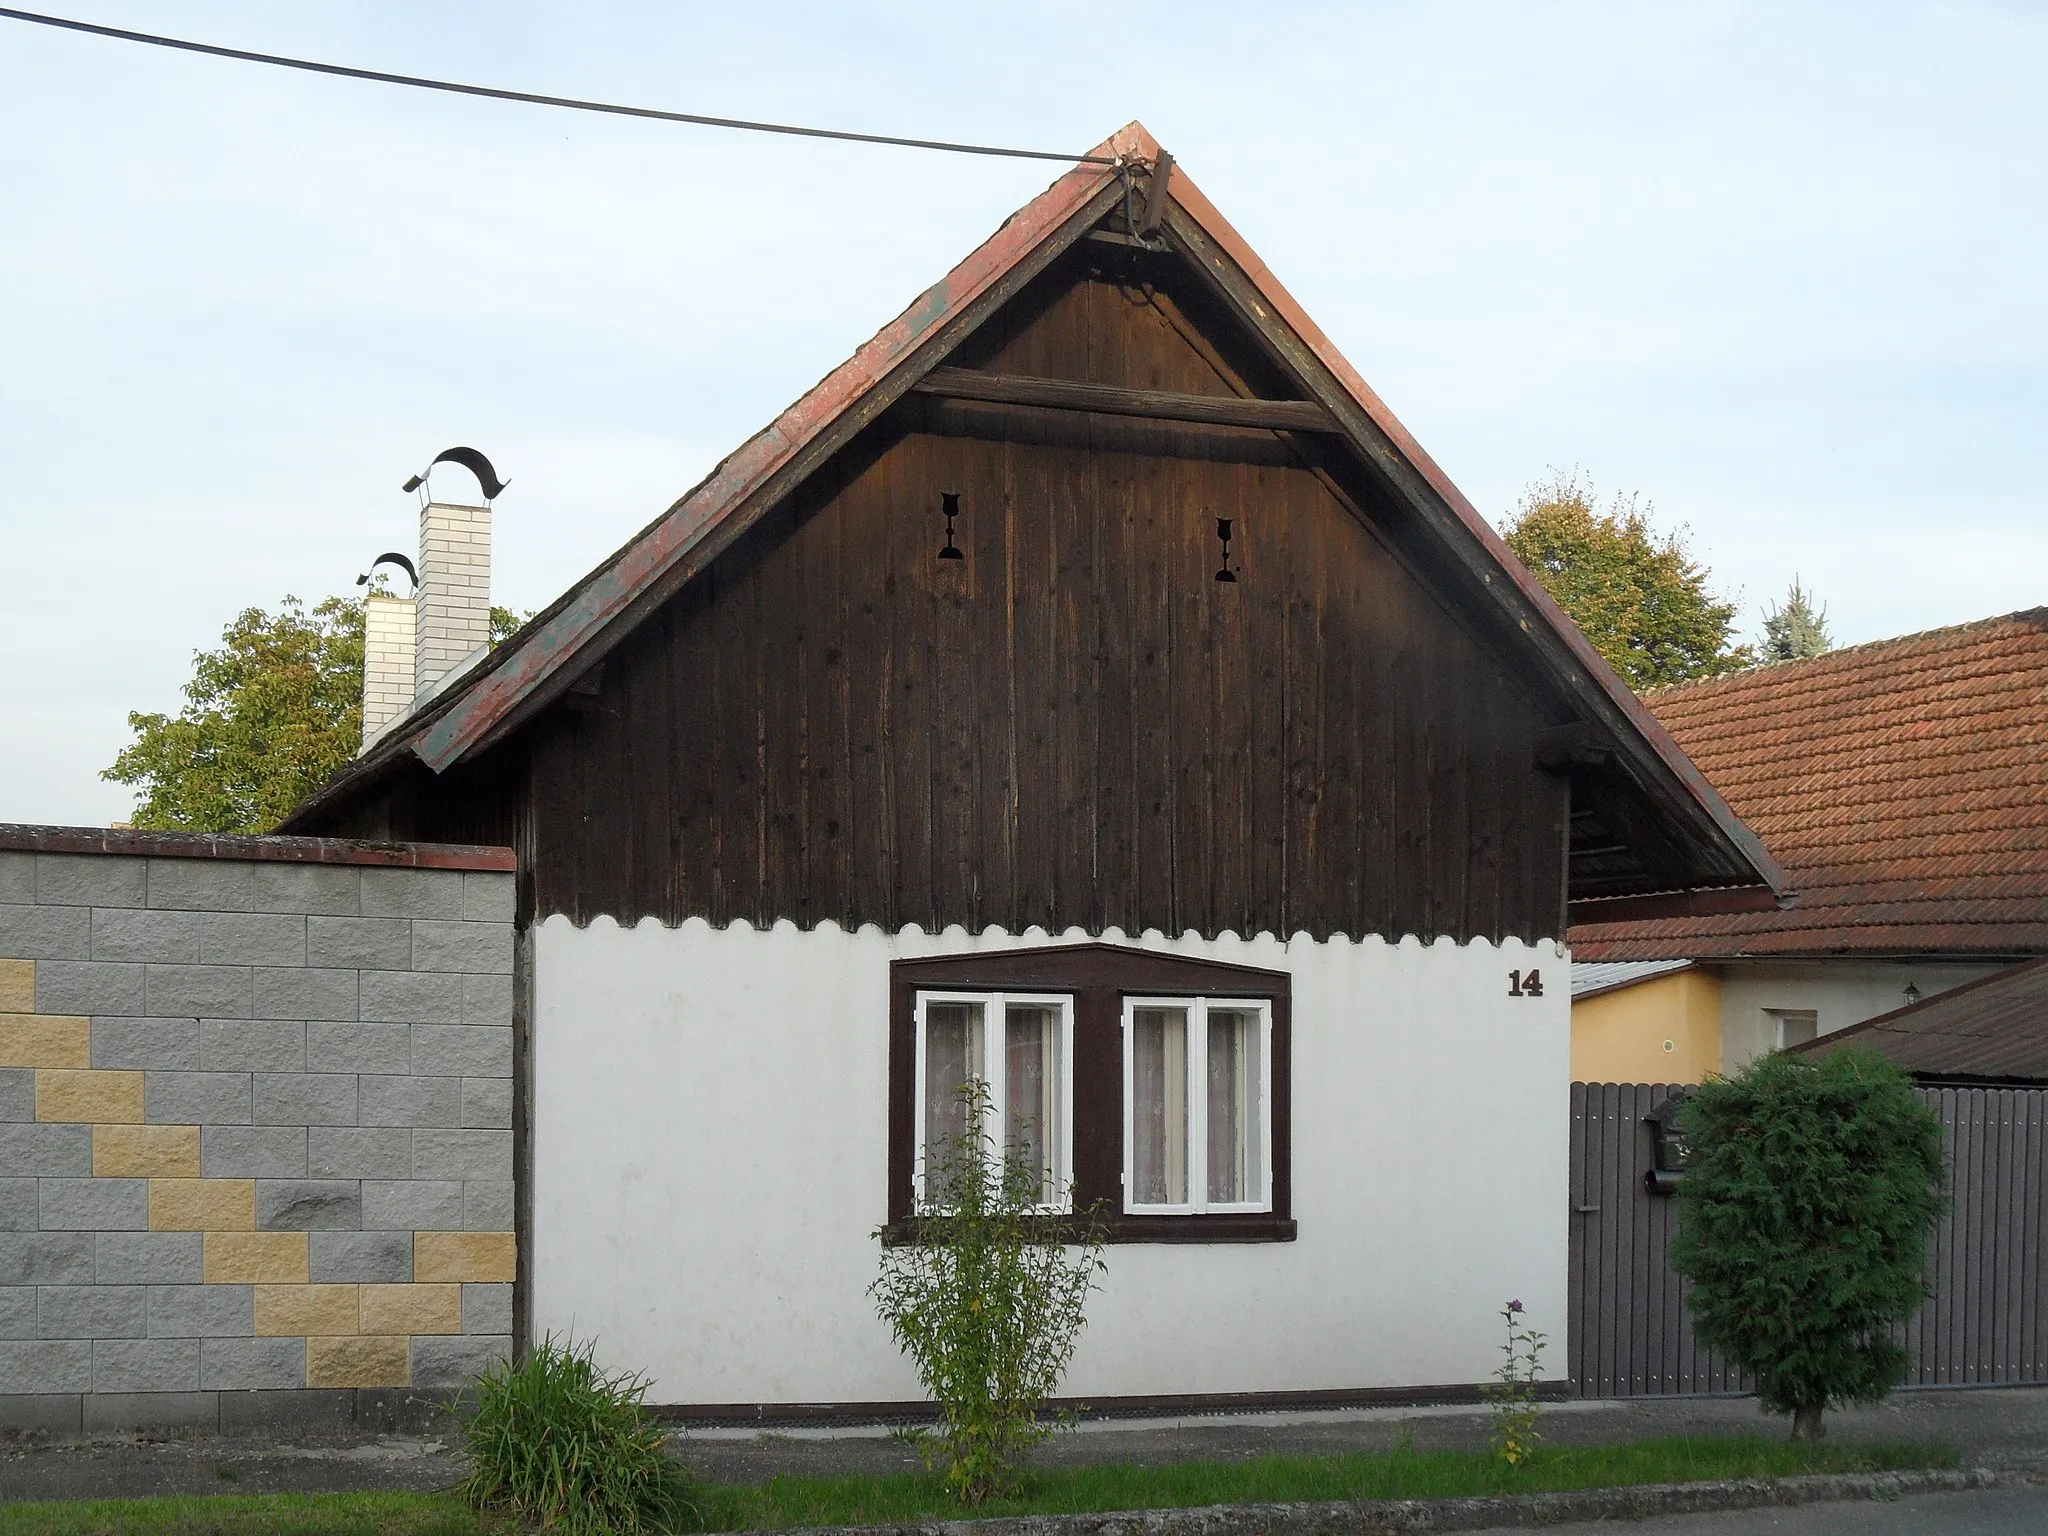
[1572,608,2048,961]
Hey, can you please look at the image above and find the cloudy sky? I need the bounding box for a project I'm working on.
[2,2,2043,827]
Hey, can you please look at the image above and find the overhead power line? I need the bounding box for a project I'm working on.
[0,7,1122,166]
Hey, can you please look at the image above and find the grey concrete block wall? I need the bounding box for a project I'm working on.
[0,828,516,1432]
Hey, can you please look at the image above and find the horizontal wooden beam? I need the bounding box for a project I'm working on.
[1082,228,1157,251]
[1535,721,1611,771]
[1568,884,1789,928]
[912,366,1340,433]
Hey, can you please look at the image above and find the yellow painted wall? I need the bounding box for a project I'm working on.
[1571,969,1723,1084]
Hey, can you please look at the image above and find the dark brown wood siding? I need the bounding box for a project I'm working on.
[322,259,1573,942]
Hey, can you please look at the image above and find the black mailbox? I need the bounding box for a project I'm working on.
[1643,1089,1693,1197]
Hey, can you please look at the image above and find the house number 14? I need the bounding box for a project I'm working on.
[1507,969,1545,998]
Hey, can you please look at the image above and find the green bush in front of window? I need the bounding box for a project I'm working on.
[871,1079,1107,1505]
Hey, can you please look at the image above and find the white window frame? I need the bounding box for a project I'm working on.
[1766,1007,1819,1051]
[912,990,1075,1214]
[1121,995,1274,1216]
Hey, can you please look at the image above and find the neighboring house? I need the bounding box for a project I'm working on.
[1569,959,1719,1083]
[1571,609,2048,1082]
[278,123,1780,1412]
[1798,957,2048,1085]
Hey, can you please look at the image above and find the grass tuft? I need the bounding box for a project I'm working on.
[459,1334,697,1534]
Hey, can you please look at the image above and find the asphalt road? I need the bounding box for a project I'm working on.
[1540,1484,2048,1533]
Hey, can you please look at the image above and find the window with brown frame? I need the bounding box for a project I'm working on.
[887,943,1294,1243]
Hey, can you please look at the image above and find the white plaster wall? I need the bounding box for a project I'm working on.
[532,918,1568,1407]
[1717,959,2007,1073]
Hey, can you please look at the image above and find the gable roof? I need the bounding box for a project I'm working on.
[1798,958,2048,1083]
[1572,608,2048,961]
[278,123,1780,907]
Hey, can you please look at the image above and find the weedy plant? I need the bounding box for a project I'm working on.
[1482,1299,1547,1467]
[871,1080,1106,1505]
[460,1334,696,1534]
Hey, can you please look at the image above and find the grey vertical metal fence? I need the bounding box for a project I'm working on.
[1569,1082,2048,1398]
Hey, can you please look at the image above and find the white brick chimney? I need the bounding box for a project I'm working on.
[414,499,492,703]
[359,591,417,752]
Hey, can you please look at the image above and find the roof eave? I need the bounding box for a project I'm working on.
[1568,885,1789,928]
[280,132,1148,833]
[414,134,1147,776]
[1149,169,1784,902]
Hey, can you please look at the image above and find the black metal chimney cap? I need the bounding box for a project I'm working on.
[402,447,508,501]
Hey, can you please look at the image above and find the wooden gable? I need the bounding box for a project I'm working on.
[286,125,1781,941]
[532,243,1573,939]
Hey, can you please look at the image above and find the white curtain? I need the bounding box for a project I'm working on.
[1206,1008,1262,1204]
[1005,1003,1061,1202]
[1131,1005,1189,1204]
[922,1000,984,1182]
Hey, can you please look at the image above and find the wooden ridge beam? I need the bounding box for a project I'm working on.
[911,366,1339,433]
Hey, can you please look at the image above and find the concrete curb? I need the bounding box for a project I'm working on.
[782,1467,2005,1536]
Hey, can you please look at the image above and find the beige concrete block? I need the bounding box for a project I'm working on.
[0,1013,90,1070]
[307,1334,409,1389]
[0,960,33,1014]
[95,1123,201,1178]
[36,1067,142,1122]
[204,1230,309,1284]
[359,1282,460,1336]
[413,1231,515,1284]
[151,1178,256,1231]
[255,1283,359,1337]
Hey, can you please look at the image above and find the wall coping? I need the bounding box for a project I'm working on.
[0,822,515,871]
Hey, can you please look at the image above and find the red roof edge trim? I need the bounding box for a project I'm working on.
[1567,884,1786,928]
[0,823,515,871]
[1159,166,1786,901]
[410,127,1151,774]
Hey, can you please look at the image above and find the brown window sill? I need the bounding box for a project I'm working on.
[881,1214,1296,1247]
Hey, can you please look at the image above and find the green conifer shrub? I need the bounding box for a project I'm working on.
[1670,1047,1946,1439]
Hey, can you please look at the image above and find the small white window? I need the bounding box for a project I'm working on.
[1123,996,1272,1214]
[1767,1008,1819,1050]
[914,991,1074,1211]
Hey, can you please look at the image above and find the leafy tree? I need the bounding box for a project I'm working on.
[104,594,523,834]
[1760,578,1834,662]
[104,595,368,834]
[1670,1047,1946,1440]
[1501,469,1751,689]
[871,1081,1105,1504]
